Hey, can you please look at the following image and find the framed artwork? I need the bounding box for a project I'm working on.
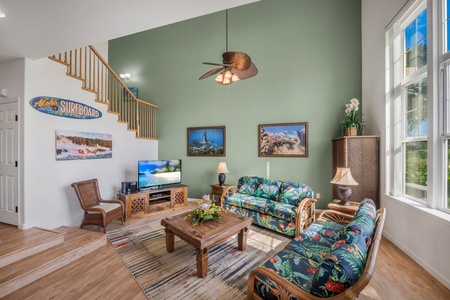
[124,87,138,101]
[187,126,226,156]
[56,130,112,161]
[258,122,308,157]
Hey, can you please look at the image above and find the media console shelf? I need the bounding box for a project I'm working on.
[118,184,188,218]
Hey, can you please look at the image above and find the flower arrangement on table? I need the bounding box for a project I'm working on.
[189,194,223,226]
[339,98,365,136]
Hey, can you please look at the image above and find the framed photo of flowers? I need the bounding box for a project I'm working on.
[187,126,226,156]
[258,122,308,157]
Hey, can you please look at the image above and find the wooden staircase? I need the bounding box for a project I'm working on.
[49,45,158,140]
[0,223,106,298]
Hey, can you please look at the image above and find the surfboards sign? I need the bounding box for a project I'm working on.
[29,96,102,119]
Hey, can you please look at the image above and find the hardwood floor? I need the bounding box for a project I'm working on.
[3,203,450,300]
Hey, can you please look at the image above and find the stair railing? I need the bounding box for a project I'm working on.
[49,45,157,140]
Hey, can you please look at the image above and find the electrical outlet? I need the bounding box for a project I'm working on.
[316,192,322,199]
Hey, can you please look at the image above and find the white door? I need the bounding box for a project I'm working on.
[0,100,19,225]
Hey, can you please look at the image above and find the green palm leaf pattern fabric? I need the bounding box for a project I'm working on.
[253,199,377,298]
[224,176,314,237]
[280,181,314,205]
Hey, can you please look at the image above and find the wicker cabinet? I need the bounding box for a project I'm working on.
[332,136,379,207]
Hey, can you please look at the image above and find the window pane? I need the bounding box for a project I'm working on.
[404,141,427,199]
[447,140,450,209]
[447,0,450,18]
[447,0,450,52]
[404,9,427,76]
[405,78,427,137]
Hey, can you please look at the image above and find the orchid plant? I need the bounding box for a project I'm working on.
[339,98,365,135]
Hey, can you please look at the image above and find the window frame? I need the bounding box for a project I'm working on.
[399,1,429,202]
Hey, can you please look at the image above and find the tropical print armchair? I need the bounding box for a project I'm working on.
[247,198,385,300]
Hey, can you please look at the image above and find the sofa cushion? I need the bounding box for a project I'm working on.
[257,248,319,296]
[254,177,281,201]
[237,176,260,196]
[242,197,272,215]
[280,181,314,206]
[346,198,377,245]
[310,231,368,297]
[285,219,346,263]
[265,201,297,222]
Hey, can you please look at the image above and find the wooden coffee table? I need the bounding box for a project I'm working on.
[160,211,252,278]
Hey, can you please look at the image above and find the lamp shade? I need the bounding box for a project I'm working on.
[216,162,229,174]
[330,167,358,186]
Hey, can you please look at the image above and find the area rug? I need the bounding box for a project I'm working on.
[107,218,291,300]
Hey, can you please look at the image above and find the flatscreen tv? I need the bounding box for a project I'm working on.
[138,159,182,190]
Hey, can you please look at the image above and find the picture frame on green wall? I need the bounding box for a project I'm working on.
[187,126,226,157]
[123,87,138,101]
[259,122,308,157]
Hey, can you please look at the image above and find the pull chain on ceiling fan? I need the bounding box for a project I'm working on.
[199,10,258,85]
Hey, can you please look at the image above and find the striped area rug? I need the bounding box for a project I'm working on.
[107,218,290,300]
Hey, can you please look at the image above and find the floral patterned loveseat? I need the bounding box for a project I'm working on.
[222,176,316,237]
[247,198,386,300]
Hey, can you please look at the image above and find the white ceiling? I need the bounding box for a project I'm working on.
[0,0,259,64]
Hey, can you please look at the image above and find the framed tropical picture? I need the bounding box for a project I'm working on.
[187,126,226,156]
[258,122,308,157]
[56,130,112,161]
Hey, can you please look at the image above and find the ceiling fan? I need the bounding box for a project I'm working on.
[199,10,258,85]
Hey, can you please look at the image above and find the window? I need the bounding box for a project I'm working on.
[404,9,427,76]
[386,0,450,213]
[445,0,450,53]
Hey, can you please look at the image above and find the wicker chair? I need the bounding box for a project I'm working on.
[71,178,124,233]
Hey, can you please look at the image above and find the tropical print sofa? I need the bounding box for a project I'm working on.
[247,198,386,299]
[222,176,316,237]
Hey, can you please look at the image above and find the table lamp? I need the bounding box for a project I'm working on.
[216,162,229,186]
[330,167,358,205]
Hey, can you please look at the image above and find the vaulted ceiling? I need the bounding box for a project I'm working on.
[0,0,259,64]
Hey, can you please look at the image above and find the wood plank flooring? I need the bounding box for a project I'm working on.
[3,203,450,300]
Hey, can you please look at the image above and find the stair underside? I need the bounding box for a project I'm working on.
[0,225,106,298]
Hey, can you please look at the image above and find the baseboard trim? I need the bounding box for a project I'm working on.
[383,231,450,290]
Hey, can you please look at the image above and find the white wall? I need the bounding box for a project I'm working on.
[362,0,450,289]
[18,43,158,229]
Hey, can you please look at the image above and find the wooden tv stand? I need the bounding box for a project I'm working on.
[118,184,188,219]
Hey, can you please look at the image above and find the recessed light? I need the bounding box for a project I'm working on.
[0,10,5,18]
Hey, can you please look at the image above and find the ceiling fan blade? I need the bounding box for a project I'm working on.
[202,62,230,67]
[232,62,258,80]
[222,51,252,70]
[199,67,224,80]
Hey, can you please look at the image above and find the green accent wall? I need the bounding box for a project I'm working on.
[109,0,362,209]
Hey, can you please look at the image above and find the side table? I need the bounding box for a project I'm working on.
[210,184,237,207]
[327,200,360,216]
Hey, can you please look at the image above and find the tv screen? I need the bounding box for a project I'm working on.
[138,159,182,190]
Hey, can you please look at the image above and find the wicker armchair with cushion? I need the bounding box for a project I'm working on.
[71,178,124,233]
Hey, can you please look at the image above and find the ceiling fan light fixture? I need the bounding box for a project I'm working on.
[222,78,231,85]
[215,73,223,82]
[231,74,240,82]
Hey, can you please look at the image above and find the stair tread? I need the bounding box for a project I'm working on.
[0,227,106,285]
[0,227,63,259]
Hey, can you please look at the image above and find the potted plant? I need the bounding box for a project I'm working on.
[339,98,365,136]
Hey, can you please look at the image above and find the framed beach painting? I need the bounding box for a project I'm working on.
[187,126,226,156]
[56,130,112,161]
[258,122,308,157]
